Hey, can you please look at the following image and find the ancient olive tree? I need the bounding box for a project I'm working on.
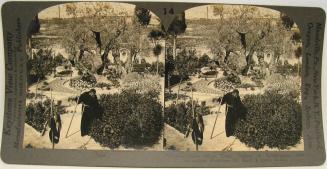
[209,6,294,75]
[63,2,128,74]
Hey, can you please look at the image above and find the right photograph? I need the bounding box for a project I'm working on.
[163,5,303,151]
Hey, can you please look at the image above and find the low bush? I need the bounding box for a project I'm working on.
[234,90,302,150]
[214,77,235,91]
[26,92,45,99]
[70,73,96,89]
[80,73,97,84]
[25,99,67,132]
[165,100,211,134]
[121,73,161,96]
[147,62,165,77]
[222,69,241,85]
[165,74,189,88]
[70,79,95,89]
[106,69,120,88]
[276,61,300,76]
[164,92,189,100]
[106,68,121,81]
[265,74,301,99]
[27,49,57,85]
[90,90,163,148]
[249,68,266,81]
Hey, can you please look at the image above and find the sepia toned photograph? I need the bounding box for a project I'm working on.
[163,5,303,151]
[24,2,165,150]
[2,0,327,167]
[22,2,304,152]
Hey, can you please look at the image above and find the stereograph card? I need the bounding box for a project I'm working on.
[0,0,326,167]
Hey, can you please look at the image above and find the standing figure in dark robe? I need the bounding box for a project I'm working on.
[76,89,102,136]
[191,112,205,145]
[218,89,247,137]
[49,101,63,144]
[42,100,62,144]
[185,104,205,146]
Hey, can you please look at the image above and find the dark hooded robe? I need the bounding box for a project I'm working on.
[49,113,61,144]
[185,106,205,146]
[219,91,247,137]
[191,113,205,145]
[77,91,102,136]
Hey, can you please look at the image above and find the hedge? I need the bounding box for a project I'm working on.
[165,74,189,88]
[25,99,67,132]
[165,100,211,134]
[90,90,163,149]
[276,61,301,76]
[234,90,302,150]
[265,74,301,97]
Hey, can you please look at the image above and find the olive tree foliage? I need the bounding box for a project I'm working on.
[281,13,302,76]
[148,29,164,74]
[165,12,187,59]
[209,5,294,75]
[26,15,41,57]
[280,13,295,30]
[121,7,152,73]
[63,2,130,74]
[134,7,151,27]
[212,5,224,20]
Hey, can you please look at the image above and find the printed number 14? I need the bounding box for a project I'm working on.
[164,8,174,15]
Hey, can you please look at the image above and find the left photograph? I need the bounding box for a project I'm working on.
[24,2,165,150]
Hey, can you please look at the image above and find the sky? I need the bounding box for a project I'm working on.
[39,2,136,19]
[185,5,281,19]
[39,2,281,20]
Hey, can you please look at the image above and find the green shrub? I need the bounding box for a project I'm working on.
[106,68,121,81]
[164,92,189,100]
[250,68,266,80]
[214,77,235,91]
[265,74,301,99]
[165,100,211,134]
[70,73,96,89]
[27,49,56,85]
[80,73,97,84]
[165,74,189,88]
[89,90,163,148]
[165,102,192,134]
[90,93,125,148]
[26,92,45,99]
[222,68,241,85]
[147,62,165,77]
[276,61,300,76]
[122,92,163,147]
[234,90,302,150]
[25,99,67,132]
[121,73,161,96]
[25,100,51,132]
